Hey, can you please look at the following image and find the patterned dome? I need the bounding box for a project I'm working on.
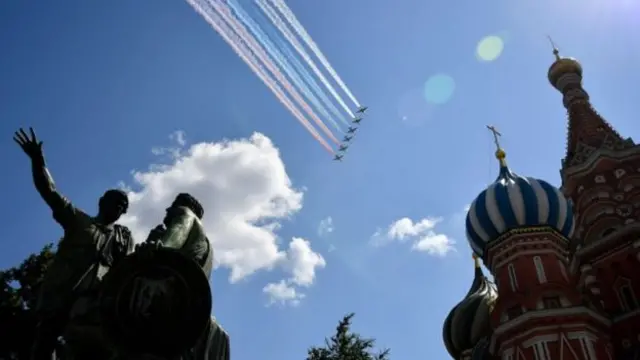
[443,257,497,359]
[465,149,575,257]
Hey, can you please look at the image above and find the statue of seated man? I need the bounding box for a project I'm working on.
[147,193,230,360]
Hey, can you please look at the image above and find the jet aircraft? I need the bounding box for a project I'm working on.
[333,154,344,161]
[343,135,353,142]
[356,106,368,114]
[338,144,349,151]
[352,117,362,124]
[347,127,358,134]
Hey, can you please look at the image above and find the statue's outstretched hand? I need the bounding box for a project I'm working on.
[136,238,164,261]
[13,127,44,163]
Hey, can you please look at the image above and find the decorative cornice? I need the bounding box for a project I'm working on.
[562,145,640,180]
[493,306,610,337]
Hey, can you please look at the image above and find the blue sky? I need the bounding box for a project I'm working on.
[1,0,638,359]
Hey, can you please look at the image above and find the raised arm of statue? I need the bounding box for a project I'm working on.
[160,206,196,250]
[14,127,76,229]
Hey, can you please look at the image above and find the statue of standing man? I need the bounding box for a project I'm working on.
[14,128,136,360]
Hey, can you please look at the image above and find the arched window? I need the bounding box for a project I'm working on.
[618,283,639,311]
[508,263,518,291]
[533,256,547,284]
[601,228,616,237]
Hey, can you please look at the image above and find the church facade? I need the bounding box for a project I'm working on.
[442,49,640,360]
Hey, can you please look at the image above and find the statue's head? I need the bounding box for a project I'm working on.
[164,193,204,226]
[99,189,129,224]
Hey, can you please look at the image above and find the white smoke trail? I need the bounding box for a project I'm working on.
[186,0,334,154]
[270,0,361,107]
[210,0,340,145]
[249,2,350,126]
[257,0,355,119]
[227,0,344,132]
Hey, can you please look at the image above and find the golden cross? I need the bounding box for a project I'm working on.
[547,35,561,60]
[486,125,502,151]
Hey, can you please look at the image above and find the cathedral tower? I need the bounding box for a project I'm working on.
[548,43,640,357]
[464,128,612,360]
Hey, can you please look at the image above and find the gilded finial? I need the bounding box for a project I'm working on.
[547,35,561,61]
[472,253,480,268]
[486,125,507,166]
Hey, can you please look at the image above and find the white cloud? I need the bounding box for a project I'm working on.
[284,237,326,286]
[169,130,187,146]
[317,216,334,236]
[118,131,325,304]
[263,237,326,306]
[387,217,442,240]
[371,216,456,256]
[151,130,187,158]
[263,280,305,307]
[412,233,455,256]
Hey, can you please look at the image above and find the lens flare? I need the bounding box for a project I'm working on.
[476,36,504,62]
[423,74,456,105]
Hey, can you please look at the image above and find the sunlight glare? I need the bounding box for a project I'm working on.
[397,87,436,126]
[476,36,504,62]
[423,74,456,105]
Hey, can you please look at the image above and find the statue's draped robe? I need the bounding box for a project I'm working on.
[34,196,133,360]
[160,207,230,360]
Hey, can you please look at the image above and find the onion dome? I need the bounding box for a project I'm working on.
[443,255,497,359]
[547,46,583,88]
[465,132,575,258]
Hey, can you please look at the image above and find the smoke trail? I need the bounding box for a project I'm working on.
[186,0,334,154]
[270,0,361,107]
[210,0,340,145]
[227,0,343,132]
[253,6,350,126]
[257,0,355,119]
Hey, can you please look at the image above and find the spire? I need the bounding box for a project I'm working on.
[486,125,507,167]
[545,41,634,170]
[547,36,561,61]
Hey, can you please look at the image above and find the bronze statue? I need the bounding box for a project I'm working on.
[14,128,135,360]
[97,194,227,359]
[154,194,229,360]
[151,193,213,277]
[149,194,229,360]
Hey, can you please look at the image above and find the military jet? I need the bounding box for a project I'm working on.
[347,127,358,134]
[343,135,353,142]
[356,106,368,114]
[333,154,344,161]
[352,117,363,124]
[338,144,349,151]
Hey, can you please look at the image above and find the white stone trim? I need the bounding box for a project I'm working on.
[494,307,611,336]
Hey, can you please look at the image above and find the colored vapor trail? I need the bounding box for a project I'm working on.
[257,0,356,119]
[210,0,340,145]
[252,8,349,126]
[186,0,334,153]
[227,0,344,133]
[187,0,365,156]
[269,0,361,108]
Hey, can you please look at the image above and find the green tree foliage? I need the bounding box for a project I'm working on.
[307,313,390,360]
[0,244,56,359]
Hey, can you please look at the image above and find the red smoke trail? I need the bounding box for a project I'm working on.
[257,0,355,120]
[187,0,334,154]
[270,0,361,108]
[210,0,340,145]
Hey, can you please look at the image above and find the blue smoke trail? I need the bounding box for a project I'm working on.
[227,0,343,132]
[251,4,349,126]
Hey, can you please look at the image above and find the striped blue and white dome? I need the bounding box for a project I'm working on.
[465,153,575,257]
